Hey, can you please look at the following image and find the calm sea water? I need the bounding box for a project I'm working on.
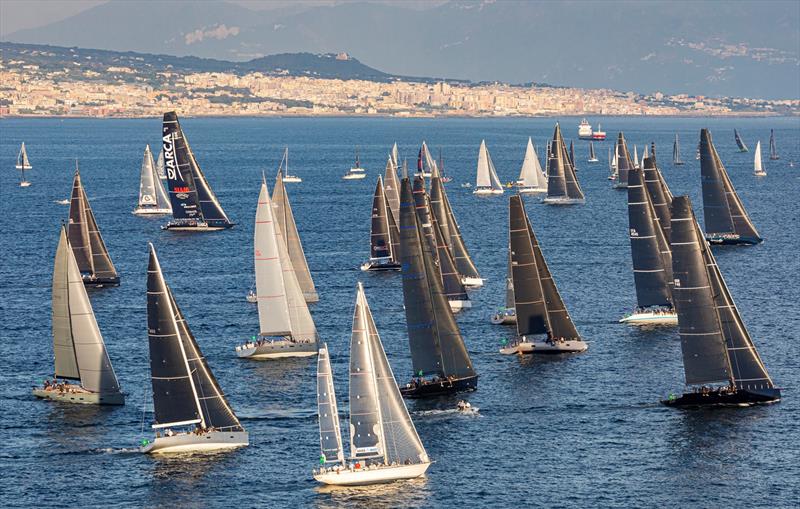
[1,116,799,508]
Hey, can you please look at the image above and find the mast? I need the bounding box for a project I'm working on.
[317,344,344,465]
[255,179,292,337]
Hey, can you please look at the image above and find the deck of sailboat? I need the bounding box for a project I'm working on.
[361,259,402,272]
[704,233,762,246]
[162,221,234,231]
[235,338,317,359]
[141,431,249,454]
[399,375,478,398]
[499,338,588,355]
[32,384,124,406]
[132,207,172,216]
[619,310,677,325]
[313,462,431,486]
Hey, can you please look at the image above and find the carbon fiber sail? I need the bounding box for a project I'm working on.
[509,196,549,336]
[642,151,674,243]
[560,134,585,200]
[614,132,634,188]
[734,128,749,152]
[383,155,401,223]
[436,178,481,280]
[700,129,761,241]
[769,130,779,160]
[317,344,344,464]
[399,178,476,379]
[368,176,394,261]
[547,124,585,201]
[147,244,243,431]
[672,134,683,165]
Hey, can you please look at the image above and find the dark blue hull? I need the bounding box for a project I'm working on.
[162,219,234,231]
[400,375,478,398]
[662,388,780,407]
[705,233,762,246]
[82,275,120,287]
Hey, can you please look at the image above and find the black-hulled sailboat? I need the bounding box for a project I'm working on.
[734,128,749,152]
[587,141,599,163]
[142,244,248,453]
[544,124,585,204]
[500,195,587,355]
[33,226,124,405]
[663,197,780,407]
[769,129,779,160]
[68,162,119,287]
[361,175,401,271]
[161,111,234,231]
[699,129,762,245]
[620,164,676,325]
[672,134,684,166]
[398,178,478,397]
[612,132,634,189]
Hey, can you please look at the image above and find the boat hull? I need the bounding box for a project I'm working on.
[314,462,431,486]
[705,233,763,246]
[490,308,516,325]
[662,388,781,408]
[141,431,249,454]
[32,385,124,406]
[162,220,234,231]
[499,338,588,355]
[20,181,31,187]
[235,339,318,359]
[619,310,678,325]
[400,375,478,398]
[343,174,366,180]
[461,277,484,288]
[360,259,402,272]
[543,197,585,205]
[448,299,471,313]
[517,187,547,194]
[473,188,504,195]
[246,292,257,303]
[82,274,120,287]
[282,176,302,183]
[133,207,172,216]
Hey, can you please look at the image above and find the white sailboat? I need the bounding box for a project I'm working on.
[343,147,367,180]
[587,142,599,163]
[473,140,504,195]
[235,178,318,359]
[313,284,431,486]
[516,137,547,193]
[633,145,640,169]
[280,147,302,183]
[32,227,124,405]
[16,142,32,170]
[133,145,172,215]
[753,141,766,176]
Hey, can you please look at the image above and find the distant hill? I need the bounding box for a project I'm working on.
[3,0,798,99]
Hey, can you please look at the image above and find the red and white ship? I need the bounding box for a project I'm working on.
[591,123,607,141]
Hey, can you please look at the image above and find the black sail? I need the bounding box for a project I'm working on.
[769,129,779,160]
[670,197,731,385]
[509,196,549,336]
[385,190,401,264]
[67,167,118,280]
[384,156,402,222]
[734,128,748,152]
[431,199,469,303]
[561,138,585,200]
[399,179,475,379]
[435,176,481,280]
[568,140,576,169]
[428,176,452,252]
[614,132,634,188]
[699,129,761,241]
[627,167,672,308]
[546,137,567,199]
[642,153,673,242]
[369,177,393,260]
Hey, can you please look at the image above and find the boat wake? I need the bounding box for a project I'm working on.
[413,407,480,418]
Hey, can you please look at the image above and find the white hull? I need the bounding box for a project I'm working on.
[461,276,484,288]
[490,308,516,325]
[16,165,32,170]
[517,186,546,194]
[343,173,366,180]
[473,188,504,195]
[448,299,471,313]
[754,171,767,177]
[587,158,599,163]
[236,339,318,359]
[133,207,172,216]
[141,431,249,454]
[20,181,31,187]
[499,338,588,355]
[33,385,124,406]
[283,176,302,183]
[314,462,430,486]
[619,310,678,325]
[163,225,228,231]
[246,292,257,303]
[543,197,585,205]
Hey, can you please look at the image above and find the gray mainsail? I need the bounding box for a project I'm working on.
[699,129,761,241]
[614,132,634,188]
[52,227,121,394]
[147,244,244,431]
[68,165,118,282]
[642,149,674,243]
[399,178,476,379]
[137,145,171,211]
[369,176,394,262]
[430,175,481,280]
[155,147,166,179]
[734,129,749,152]
[383,155,401,224]
[317,344,344,464]
[273,170,318,302]
[509,196,549,336]
[547,124,585,201]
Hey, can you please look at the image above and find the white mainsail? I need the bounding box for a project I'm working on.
[317,343,345,464]
[475,140,504,192]
[16,142,32,170]
[518,137,547,190]
[155,147,166,179]
[633,145,639,169]
[255,179,292,336]
[52,227,121,394]
[754,141,765,176]
[390,142,399,169]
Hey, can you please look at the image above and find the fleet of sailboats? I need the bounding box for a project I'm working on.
[133,144,172,215]
[516,137,547,193]
[473,140,504,194]
[753,141,766,176]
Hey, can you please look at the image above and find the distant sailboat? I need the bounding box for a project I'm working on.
[32,226,124,405]
[734,128,749,152]
[141,244,248,453]
[161,111,234,231]
[415,140,438,179]
[343,147,367,180]
[500,196,587,355]
[398,178,478,397]
[544,124,585,204]
[68,162,120,287]
[235,178,319,359]
[620,165,677,325]
[672,134,684,166]
[612,132,634,189]
[384,154,401,223]
[361,175,401,271]
[699,129,762,245]
[473,140,504,195]
[753,141,766,177]
[769,129,779,160]
[516,137,547,193]
[280,147,302,183]
[312,285,431,485]
[663,196,780,407]
[16,142,32,170]
[587,141,599,163]
[133,144,172,215]
[607,146,616,180]
[633,145,639,170]
[490,250,516,325]
[569,140,577,172]
[390,142,400,169]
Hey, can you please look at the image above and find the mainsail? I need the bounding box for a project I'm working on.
[518,137,547,190]
[769,129,779,160]
[734,129,749,152]
[699,129,761,242]
[475,140,503,192]
[546,124,585,201]
[672,134,683,165]
[753,141,765,176]
[273,170,318,302]
[614,132,634,188]
[52,226,121,394]
[368,176,395,262]
[16,142,32,170]
[588,141,597,161]
[137,145,171,210]
[642,149,674,243]
[317,344,345,464]
[383,155,401,223]
[429,172,481,281]
[147,244,244,431]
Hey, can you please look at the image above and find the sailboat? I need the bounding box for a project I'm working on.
[133,144,172,215]
[343,147,367,180]
[620,165,677,325]
[361,175,401,271]
[415,141,438,179]
[734,129,749,152]
[500,195,587,355]
[141,244,248,453]
[544,124,585,204]
[753,141,766,177]
[273,169,319,302]
[162,111,234,231]
[663,196,780,407]
[32,226,124,405]
[155,147,166,180]
[569,140,577,172]
[607,146,616,180]
[279,147,302,183]
[490,250,516,325]
[398,178,478,397]
[312,286,431,485]
[236,178,319,359]
[769,129,779,160]
[68,162,120,287]
[587,141,599,163]
[672,134,684,166]
[19,167,31,187]
[473,140,504,195]
[16,142,32,170]
[612,132,634,189]
[384,154,401,224]
[633,145,639,170]
[516,137,547,193]
[390,142,400,169]
[699,129,762,245]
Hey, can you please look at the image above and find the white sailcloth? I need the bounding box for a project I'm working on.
[17,142,32,169]
[754,141,765,176]
[476,140,503,192]
[518,137,547,189]
[317,344,345,464]
[155,147,166,179]
[52,227,120,394]
[255,180,292,336]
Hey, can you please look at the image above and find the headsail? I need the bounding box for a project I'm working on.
[753,141,765,176]
[16,142,32,170]
[518,137,547,190]
[317,344,344,464]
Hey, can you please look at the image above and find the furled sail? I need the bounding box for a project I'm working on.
[68,165,118,282]
[475,140,503,192]
[317,344,344,464]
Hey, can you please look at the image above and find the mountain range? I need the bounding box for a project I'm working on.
[3,0,798,99]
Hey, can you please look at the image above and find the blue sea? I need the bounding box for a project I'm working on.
[1,116,799,508]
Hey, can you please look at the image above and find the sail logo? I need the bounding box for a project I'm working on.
[162,133,182,182]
